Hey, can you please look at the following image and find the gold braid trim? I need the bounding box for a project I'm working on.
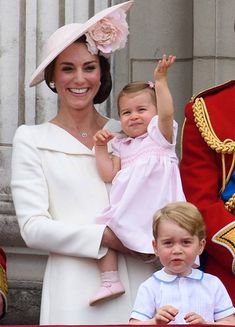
[193,97,235,209]
[193,98,235,155]
[0,265,8,296]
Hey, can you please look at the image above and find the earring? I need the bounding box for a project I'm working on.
[49,81,55,89]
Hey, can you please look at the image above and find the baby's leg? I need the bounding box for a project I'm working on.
[98,248,118,272]
[89,249,125,306]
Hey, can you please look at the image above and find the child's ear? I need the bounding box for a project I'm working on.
[198,238,206,255]
[152,239,158,256]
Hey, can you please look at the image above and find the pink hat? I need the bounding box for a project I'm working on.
[29,0,133,87]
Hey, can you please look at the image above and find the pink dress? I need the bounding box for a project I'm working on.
[96,116,185,253]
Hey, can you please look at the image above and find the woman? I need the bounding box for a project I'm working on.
[11,1,155,324]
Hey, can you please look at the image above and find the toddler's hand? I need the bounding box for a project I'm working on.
[93,129,114,146]
[184,312,206,324]
[154,54,176,82]
[154,305,178,324]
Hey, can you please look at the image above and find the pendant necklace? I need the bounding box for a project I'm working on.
[80,131,88,138]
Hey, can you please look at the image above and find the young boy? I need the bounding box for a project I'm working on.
[130,202,235,325]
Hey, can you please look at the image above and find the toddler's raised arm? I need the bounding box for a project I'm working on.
[154,54,176,143]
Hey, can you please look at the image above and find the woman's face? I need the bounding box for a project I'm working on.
[53,42,101,111]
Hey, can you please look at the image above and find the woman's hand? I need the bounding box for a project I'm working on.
[101,227,132,255]
[102,227,156,261]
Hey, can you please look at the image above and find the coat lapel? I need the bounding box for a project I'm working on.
[33,119,122,154]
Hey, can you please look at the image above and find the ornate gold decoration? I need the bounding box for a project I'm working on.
[224,194,235,212]
[212,222,235,273]
[0,265,8,296]
[192,97,235,198]
[193,98,235,155]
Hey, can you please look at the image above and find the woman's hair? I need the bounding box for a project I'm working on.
[117,81,156,115]
[152,202,206,241]
[44,35,112,104]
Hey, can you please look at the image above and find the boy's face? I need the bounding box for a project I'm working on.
[119,90,157,138]
[152,219,206,277]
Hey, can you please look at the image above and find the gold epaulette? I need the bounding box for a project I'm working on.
[193,97,235,155]
[0,264,8,296]
[212,221,235,273]
[192,93,235,211]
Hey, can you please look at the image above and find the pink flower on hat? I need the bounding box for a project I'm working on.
[85,10,129,56]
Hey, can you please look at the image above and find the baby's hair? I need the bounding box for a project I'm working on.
[117,81,157,116]
[152,201,206,241]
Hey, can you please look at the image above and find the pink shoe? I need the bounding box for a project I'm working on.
[89,281,125,306]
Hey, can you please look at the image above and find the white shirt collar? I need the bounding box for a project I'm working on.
[153,267,203,283]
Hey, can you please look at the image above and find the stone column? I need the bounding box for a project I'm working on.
[193,0,235,93]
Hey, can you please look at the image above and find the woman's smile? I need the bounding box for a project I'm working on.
[69,87,89,95]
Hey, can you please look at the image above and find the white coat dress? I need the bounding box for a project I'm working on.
[11,119,155,325]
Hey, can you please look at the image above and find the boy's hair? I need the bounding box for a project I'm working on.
[117,81,156,116]
[152,201,206,241]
